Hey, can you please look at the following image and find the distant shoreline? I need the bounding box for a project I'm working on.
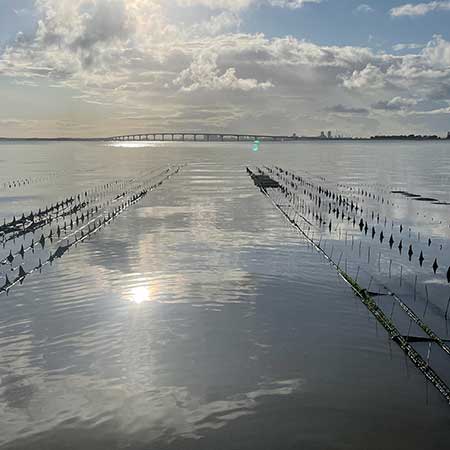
[0,137,105,142]
[1,136,449,143]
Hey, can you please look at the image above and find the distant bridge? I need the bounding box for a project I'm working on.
[107,132,301,142]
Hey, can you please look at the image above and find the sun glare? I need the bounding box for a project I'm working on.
[129,285,151,304]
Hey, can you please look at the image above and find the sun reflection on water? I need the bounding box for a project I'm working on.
[129,285,151,304]
[108,141,170,148]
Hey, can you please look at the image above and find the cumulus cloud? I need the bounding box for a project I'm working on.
[173,51,273,91]
[390,1,450,17]
[342,63,387,90]
[1,0,450,136]
[341,35,450,96]
[422,34,450,66]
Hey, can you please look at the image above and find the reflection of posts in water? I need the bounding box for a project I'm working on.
[445,296,450,319]
[1,166,183,296]
[414,274,417,302]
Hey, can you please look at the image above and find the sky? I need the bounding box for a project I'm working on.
[0,0,450,137]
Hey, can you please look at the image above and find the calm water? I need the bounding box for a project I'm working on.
[0,141,449,449]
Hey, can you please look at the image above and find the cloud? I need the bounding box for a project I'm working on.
[410,106,450,115]
[342,63,387,90]
[176,0,255,10]
[327,104,369,114]
[390,1,450,17]
[341,35,450,96]
[173,51,273,91]
[354,4,374,14]
[267,0,322,8]
[1,0,450,137]
[422,34,450,66]
[176,0,321,10]
[392,43,424,51]
[13,8,31,16]
[190,12,242,35]
[371,96,418,111]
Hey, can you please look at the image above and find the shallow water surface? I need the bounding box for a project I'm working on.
[0,141,449,449]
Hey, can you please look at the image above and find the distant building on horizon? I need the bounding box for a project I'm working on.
[327,131,332,139]
[371,134,440,140]
[447,131,450,139]
[320,131,326,139]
